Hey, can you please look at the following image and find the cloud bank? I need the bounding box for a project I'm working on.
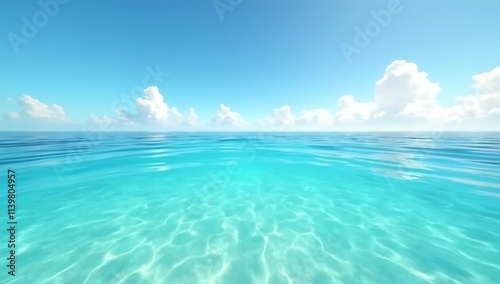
[5,95,67,122]
[87,86,200,130]
[3,60,500,131]
[261,60,500,131]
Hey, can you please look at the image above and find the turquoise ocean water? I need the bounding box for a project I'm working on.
[1,132,500,284]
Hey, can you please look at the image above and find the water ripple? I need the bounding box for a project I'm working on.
[1,132,499,283]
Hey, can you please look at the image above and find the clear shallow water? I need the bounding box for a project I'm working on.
[1,131,500,284]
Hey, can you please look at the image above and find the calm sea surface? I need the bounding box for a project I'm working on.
[1,132,499,284]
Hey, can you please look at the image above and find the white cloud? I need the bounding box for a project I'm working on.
[211,104,244,127]
[266,105,295,128]
[296,108,334,126]
[184,107,199,126]
[89,86,198,129]
[115,109,136,126]
[375,60,441,116]
[261,61,499,130]
[4,64,500,131]
[335,95,382,122]
[258,60,445,127]
[334,60,442,123]
[332,60,498,129]
[168,106,200,126]
[6,95,68,122]
[374,61,498,126]
[170,107,183,123]
[135,86,170,122]
[412,66,500,126]
[462,67,500,117]
[472,67,500,95]
[264,105,334,129]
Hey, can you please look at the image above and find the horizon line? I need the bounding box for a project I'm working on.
[2,130,500,133]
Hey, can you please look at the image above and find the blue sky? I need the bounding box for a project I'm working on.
[1,0,499,131]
